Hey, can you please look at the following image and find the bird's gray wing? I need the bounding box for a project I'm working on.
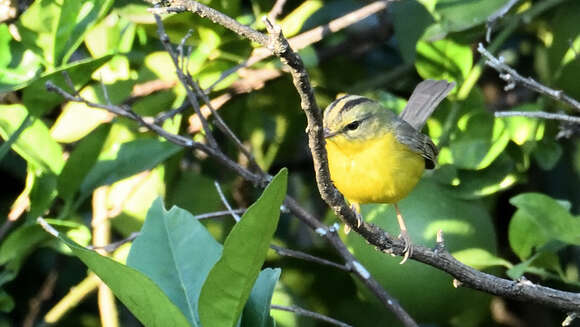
[400,79,455,130]
[393,118,438,169]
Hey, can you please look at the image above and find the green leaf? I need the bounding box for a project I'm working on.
[39,219,191,327]
[278,0,323,37]
[450,112,510,170]
[0,24,42,89]
[242,268,281,327]
[50,70,133,143]
[508,193,580,260]
[453,248,512,270]
[415,38,473,85]
[0,104,64,174]
[21,55,113,115]
[127,198,223,326]
[441,155,518,199]
[392,0,435,63]
[0,113,32,163]
[57,124,111,202]
[500,104,545,146]
[199,168,288,327]
[80,138,181,196]
[533,139,563,171]
[432,0,508,34]
[53,0,115,65]
[16,0,61,67]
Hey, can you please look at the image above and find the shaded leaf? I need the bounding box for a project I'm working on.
[242,268,281,327]
[127,198,222,326]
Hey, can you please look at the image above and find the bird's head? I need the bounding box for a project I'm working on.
[323,95,395,143]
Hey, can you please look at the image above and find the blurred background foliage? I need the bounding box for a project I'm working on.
[0,0,580,326]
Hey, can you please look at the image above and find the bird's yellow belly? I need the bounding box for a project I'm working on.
[326,133,425,204]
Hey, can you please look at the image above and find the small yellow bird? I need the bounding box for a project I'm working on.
[323,80,455,263]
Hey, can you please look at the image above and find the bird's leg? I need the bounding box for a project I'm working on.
[394,203,413,264]
[344,203,362,234]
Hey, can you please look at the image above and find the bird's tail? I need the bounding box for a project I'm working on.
[400,79,455,130]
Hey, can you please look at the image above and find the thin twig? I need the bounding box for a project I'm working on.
[214,181,241,222]
[270,304,352,327]
[153,12,219,149]
[478,43,580,112]
[486,0,520,42]
[190,79,261,171]
[495,111,580,124]
[196,208,246,220]
[270,244,349,271]
[23,269,58,327]
[267,0,287,21]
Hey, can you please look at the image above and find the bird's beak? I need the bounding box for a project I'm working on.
[323,128,337,139]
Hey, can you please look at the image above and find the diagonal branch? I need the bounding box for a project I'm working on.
[150,0,580,316]
[478,43,580,112]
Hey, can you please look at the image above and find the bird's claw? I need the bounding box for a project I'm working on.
[397,230,413,264]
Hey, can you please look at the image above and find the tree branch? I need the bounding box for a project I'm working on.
[478,43,580,112]
[495,110,580,124]
[271,304,352,327]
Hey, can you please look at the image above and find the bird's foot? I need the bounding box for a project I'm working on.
[343,204,363,234]
[397,230,413,265]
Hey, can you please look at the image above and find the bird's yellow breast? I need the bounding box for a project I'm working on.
[326,131,425,204]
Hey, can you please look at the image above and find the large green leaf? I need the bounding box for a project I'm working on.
[508,193,580,260]
[416,38,472,85]
[0,104,64,174]
[127,198,223,326]
[242,268,281,327]
[39,219,190,327]
[199,169,287,327]
[80,138,181,197]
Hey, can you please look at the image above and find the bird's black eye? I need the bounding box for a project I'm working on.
[345,121,360,131]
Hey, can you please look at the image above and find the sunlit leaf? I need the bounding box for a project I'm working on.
[508,193,580,260]
[199,169,287,327]
[0,104,64,174]
[21,55,113,116]
[450,112,510,170]
[80,138,181,197]
[453,248,512,270]
[416,38,472,85]
[53,0,115,65]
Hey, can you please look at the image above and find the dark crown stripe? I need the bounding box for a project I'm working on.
[339,97,372,114]
[326,94,351,116]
